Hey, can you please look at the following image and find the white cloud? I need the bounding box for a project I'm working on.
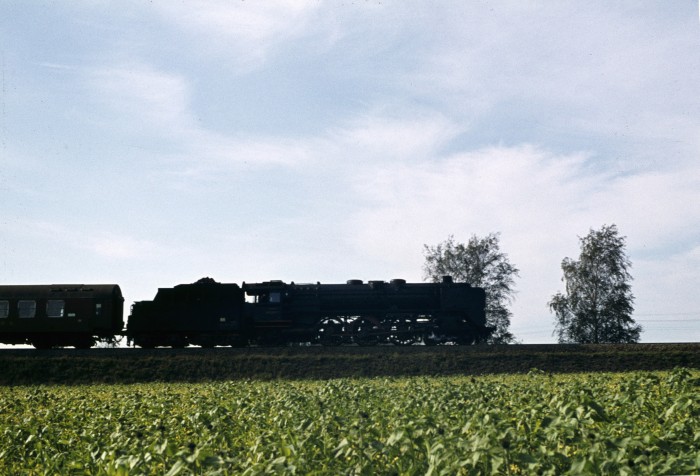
[403,3,700,167]
[87,63,314,169]
[347,145,598,249]
[595,169,700,252]
[635,246,700,314]
[88,64,192,132]
[149,0,322,70]
[15,220,162,261]
[89,234,158,260]
[328,113,459,163]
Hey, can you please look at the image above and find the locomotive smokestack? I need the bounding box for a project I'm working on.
[442,276,453,284]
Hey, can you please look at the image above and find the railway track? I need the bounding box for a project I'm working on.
[0,342,698,355]
[1,343,697,385]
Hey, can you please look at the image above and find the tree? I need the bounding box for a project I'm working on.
[549,224,641,343]
[423,233,519,344]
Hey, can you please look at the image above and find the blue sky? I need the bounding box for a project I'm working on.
[1,1,699,343]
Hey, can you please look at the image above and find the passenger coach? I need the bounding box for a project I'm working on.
[0,284,124,349]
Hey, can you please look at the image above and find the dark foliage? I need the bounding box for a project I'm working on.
[423,234,519,344]
[550,224,641,343]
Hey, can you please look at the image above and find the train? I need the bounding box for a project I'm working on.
[0,276,489,349]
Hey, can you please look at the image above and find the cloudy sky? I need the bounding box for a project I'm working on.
[2,1,698,343]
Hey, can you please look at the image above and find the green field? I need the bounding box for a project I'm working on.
[1,370,698,475]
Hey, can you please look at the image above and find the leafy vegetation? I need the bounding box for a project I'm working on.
[550,224,641,343]
[424,233,520,344]
[1,369,698,474]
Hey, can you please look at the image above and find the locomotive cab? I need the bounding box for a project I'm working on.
[243,281,291,324]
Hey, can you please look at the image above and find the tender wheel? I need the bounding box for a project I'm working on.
[455,333,475,345]
[169,335,188,348]
[256,335,285,347]
[133,335,155,349]
[32,338,53,350]
[74,338,94,349]
[229,338,247,348]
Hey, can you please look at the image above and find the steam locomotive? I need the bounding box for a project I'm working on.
[0,276,489,349]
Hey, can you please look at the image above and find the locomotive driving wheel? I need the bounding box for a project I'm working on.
[352,317,378,346]
[385,317,417,346]
[422,332,441,346]
[316,318,343,346]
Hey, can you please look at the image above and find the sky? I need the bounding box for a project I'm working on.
[1,1,699,343]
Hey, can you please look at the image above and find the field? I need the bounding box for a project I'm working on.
[1,369,698,475]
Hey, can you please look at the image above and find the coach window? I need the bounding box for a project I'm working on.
[269,292,282,304]
[18,300,36,318]
[47,300,65,318]
[0,301,8,318]
[96,303,102,317]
